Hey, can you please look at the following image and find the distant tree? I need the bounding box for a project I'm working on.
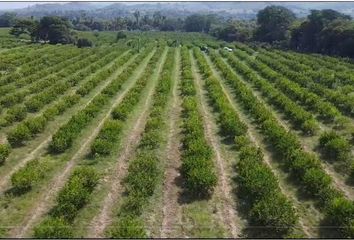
[255,6,296,43]
[184,14,215,33]
[9,19,38,41]
[290,9,353,56]
[0,12,17,27]
[211,21,255,42]
[116,31,127,41]
[76,38,92,48]
[133,10,140,29]
[38,16,73,44]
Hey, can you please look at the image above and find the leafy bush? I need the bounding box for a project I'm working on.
[116,31,127,41]
[11,158,48,193]
[249,193,298,236]
[108,216,146,238]
[319,131,351,162]
[50,167,99,222]
[77,38,93,48]
[0,143,11,164]
[234,135,251,150]
[7,124,31,146]
[33,217,73,238]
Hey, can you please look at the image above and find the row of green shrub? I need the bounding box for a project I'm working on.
[7,94,80,147]
[193,48,248,138]
[221,49,319,135]
[194,47,297,237]
[0,47,117,127]
[0,47,91,109]
[33,167,99,238]
[6,51,134,148]
[91,48,162,156]
[179,46,217,198]
[246,50,341,122]
[235,45,353,169]
[0,45,82,96]
[108,47,173,238]
[270,48,354,88]
[0,45,55,85]
[10,46,160,238]
[49,47,153,153]
[210,49,354,238]
[245,44,354,117]
[319,131,352,163]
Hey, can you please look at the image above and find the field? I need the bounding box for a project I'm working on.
[0,29,354,238]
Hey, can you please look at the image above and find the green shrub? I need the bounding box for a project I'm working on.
[108,216,146,238]
[91,139,112,156]
[0,143,11,164]
[11,159,48,192]
[319,131,351,162]
[25,116,47,134]
[249,193,297,236]
[34,217,73,238]
[234,135,251,150]
[51,167,98,221]
[7,124,31,146]
[302,168,332,196]
[77,38,92,48]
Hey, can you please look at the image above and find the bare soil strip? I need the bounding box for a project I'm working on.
[9,50,155,238]
[219,54,354,201]
[190,51,241,238]
[160,48,183,238]
[204,53,315,237]
[87,48,168,238]
[0,52,136,194]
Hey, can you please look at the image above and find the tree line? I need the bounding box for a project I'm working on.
[3,6,354,58]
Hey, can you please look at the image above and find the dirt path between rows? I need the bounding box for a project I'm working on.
[0,51,136,194]
[160,48,183,238]
[87,48,168,238]
[190,51,241,238]
[220,53,354,201]
[204,53,314,238]
[9,50,155,238]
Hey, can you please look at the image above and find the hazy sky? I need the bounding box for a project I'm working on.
[0,1,157,10]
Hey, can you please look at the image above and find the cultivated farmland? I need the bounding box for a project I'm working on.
[0,31,353,238]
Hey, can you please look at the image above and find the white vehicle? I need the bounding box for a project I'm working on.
[223,47,233,52]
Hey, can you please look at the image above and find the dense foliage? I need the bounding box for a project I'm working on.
[179,47,217,198]
[209,46,354,238]
[193,47,297,237]
[109,47,174,238]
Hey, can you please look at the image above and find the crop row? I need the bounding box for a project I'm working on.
[29,46,163,239]
[6,49,149,196]
[0,45,83,93]
[272,48,354,87]
[48,47,153,154]
[90,47,162,157]
[107,47,171,238]
[0,48,121,128]
[0,48,95,111]
[33,166,99,238]
[193,48,297,237]
[179,46,217,197]
[5,50,134,151]
[244,45,354,117]
[220,49,319,135]
[0,45,51,77]
[209,50,354,238]
[0,46,84,96]
[231,45,341,122]
[193,48,247,138]
[261,48,354,89]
